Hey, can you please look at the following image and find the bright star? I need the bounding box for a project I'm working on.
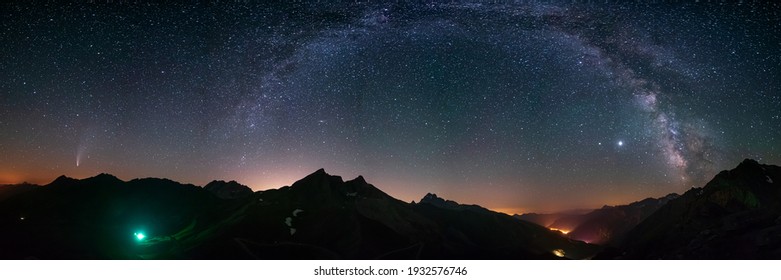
[618,140,624,146]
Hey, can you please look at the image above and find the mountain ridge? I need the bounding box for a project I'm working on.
[0,168,599,259]
[607,158,781,259]
[3,159,780,259]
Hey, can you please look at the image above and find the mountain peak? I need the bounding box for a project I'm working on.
[737,158,761,169]
[82,173,124,187]
[615,159,781,259]
[289,168,345,192]
[419,193,466,210]
[352,175,367,184]
[0,168,601,259]
[204,180,253,199]
[47,175,76,186]
[299,168,341,182]
[695,158,780,208]
[420,193,442,203]
[92,173,121,181]
[662,193,680,199]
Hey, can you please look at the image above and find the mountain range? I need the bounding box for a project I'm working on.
[0,169,596,259]
[516,193,679,246]
[1,159,779,259]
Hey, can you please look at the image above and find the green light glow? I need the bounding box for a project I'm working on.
[134,232,146,240]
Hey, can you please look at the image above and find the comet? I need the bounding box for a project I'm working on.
[76,148,83,167]
[76,137,88,167]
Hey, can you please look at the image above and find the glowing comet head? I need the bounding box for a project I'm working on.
[134,232,146,240]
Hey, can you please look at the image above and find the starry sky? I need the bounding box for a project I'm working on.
[1,1,780,213]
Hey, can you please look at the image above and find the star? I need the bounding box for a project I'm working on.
[0,1,776,213]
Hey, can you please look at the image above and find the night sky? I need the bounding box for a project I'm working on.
[1,1,780,213]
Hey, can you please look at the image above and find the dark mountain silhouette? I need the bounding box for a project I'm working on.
[565,193,679,245]
[606,159,781,259]
[412,193,596,259]
[0,174,224,259]
[46,175,78,188]
[0,169,598,259]
[4,159,778,259]
[417,193,489,212]
[515,194,678,246]
[194,170,598,259]
[204,180,253,199]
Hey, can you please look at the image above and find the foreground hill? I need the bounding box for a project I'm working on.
[0,183,37,202]
[0,174,228,259]
[608,159,781,259]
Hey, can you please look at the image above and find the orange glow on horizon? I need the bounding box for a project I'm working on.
[0,171,53,185]
[0,172,22,185]
[549,227,570,235]
[489,207,527,216]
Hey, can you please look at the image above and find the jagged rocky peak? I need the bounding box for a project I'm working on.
[420,193,443,203]
[351,175,367,184]
[703,159,780,208]
[738,158,761,168]
[287,168,391,200]
[660,193,680,202]
[296,168,344,186]
[293,169,386,195]
[204,180,253,199]
[627,193,681,209]
[419,193,462,209]
[729,158,776,178]
[705,158,779,190]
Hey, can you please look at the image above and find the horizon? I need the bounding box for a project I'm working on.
[2,2,779,215]
[0,169,672,214]
[1,158,765,214]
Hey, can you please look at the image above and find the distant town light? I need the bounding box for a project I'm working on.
[549,227,570,235]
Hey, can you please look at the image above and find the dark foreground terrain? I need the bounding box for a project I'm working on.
[0,169,596,259]
[1,159,779,259]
